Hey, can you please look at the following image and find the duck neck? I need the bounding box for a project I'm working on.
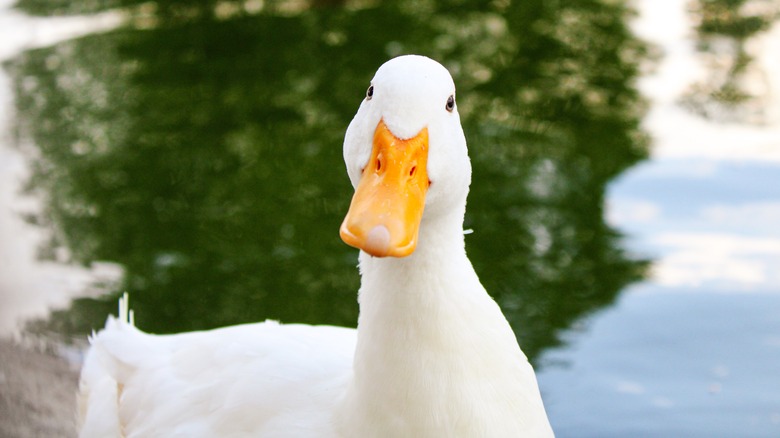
[336,203,548,436]
[356,204,471,323]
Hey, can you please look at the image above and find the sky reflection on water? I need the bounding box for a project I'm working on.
[536,1,780,436]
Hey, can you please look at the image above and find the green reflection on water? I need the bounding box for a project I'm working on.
[9,0,649,361]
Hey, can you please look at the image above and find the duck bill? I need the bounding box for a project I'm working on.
[340,120,429,257]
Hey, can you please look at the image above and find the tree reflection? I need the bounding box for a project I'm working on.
[9,0,649,362]
[683,0,779,123]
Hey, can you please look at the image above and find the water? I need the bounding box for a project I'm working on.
[539,292,780,436]
[0,0,778,436]
[0,0,124,336]
[536,1,780,436]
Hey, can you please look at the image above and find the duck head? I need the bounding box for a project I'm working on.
[340,55,472,258]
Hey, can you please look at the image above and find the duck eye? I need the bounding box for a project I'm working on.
[445,95,455,112]
[366,85,374,100]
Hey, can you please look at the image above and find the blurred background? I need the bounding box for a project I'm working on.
[0,0,778,436]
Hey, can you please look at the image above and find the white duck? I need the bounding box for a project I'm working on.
[78,54,554,438]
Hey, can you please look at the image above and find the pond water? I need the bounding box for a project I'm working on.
[0,0,778,436]
[536,1,780,436]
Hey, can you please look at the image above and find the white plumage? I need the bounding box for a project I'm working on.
[78,55,554,437]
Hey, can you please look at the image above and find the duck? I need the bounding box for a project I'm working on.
[77,54,554,438]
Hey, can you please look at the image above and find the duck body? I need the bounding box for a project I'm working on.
[80,316,354,437]
[78,55,553,437]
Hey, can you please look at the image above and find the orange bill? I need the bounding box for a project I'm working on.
[340,120,429,257]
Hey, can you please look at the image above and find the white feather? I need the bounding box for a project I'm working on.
[78,55,554,437]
